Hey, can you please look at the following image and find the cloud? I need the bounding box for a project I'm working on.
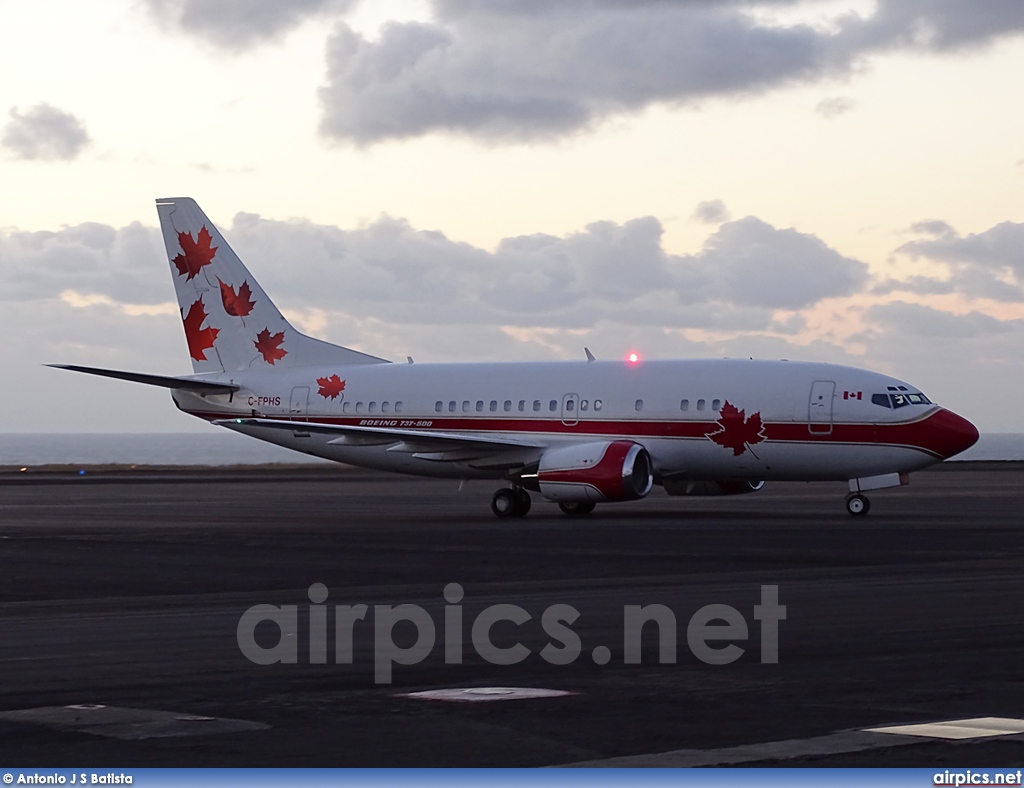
[319,6,842,144]
[2,104,90,161]
[849,0,1024,52]
[318,0,1024,144]
[693,217,869,310]
[0,210,867,344]
[141,0,352,48]
[884,220,1024,302]
[225,212,868,327]
[0,222,167,304]
[815,96,856,118]
[865,301,1014,339]
[692,199,731,224]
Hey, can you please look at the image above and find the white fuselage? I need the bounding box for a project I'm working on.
[172,358,973,484]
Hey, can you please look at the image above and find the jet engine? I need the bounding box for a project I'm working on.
[534,440,654,503]
[662,479,765,496]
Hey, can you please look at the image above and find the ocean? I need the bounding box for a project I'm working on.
[0,431,1020,467]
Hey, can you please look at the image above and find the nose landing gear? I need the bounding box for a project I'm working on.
[491,487,532,518]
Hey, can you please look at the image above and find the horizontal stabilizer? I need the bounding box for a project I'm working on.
[47,364,239,394]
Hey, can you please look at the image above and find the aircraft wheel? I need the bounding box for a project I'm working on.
[559,501,596,516]
[491,488,520,518]
[514,488,532,517]
[845,493,870,516]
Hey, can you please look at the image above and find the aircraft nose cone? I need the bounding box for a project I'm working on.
[931,408,979,459]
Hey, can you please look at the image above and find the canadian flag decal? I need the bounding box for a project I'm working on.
[843,390,863,400]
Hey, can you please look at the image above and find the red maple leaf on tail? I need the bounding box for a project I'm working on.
[173,226,217,281]
[181,297,219,361]
[218,278,255,317]
[254,328,287,365]
[706,401,765,457]
[316,374,346,400]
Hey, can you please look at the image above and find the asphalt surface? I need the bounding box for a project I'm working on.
[2,463,1024,767]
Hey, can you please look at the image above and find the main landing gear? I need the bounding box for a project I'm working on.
[491,487,532,518]
[845,493,870,516]
[558,501,596,516]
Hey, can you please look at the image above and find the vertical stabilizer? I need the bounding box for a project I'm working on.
[156,197,388,373]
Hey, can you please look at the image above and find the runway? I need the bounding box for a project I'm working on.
[2,463,1024,766]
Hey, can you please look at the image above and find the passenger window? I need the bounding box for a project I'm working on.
[566,400,575,411]
[462,401,470,413]
[448,401,456,413]
[343,401,352,413]
[580,400,589,411]
[395,402,403,413]
[518,400,526,412]
[504,400,512,412]
[697,399,706,411]
[680,399,689,411]
[435,401,443,413]
[490,400,498,412]
[594,400,603,411]
[871,394,891,408]
[368,401,378,413]
[381,401,391,413]
[549,400,558,412]
[356,402,364,413]
[476,400,484,412]
[533,400,541,412]
[635,399,643,412]
[712,399,721,411]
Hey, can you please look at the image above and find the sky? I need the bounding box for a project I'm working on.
[1,0,1024,433]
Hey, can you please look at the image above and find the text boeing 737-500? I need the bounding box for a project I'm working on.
[51,198,979,517]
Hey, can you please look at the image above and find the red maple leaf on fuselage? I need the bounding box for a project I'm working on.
[218,278,255,317]
[254,328,287,365]
[181,297,219,361]
[173,226,217,281]
[316,374,346,400]
[706,401,765,457]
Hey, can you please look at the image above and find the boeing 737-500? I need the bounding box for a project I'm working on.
[52,198,979,517]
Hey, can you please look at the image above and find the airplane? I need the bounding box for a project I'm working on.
[51,198,979,518]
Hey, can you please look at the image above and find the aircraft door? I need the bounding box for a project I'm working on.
[289,386,309,422]
[561,393,579,426]
[808,380,835,434]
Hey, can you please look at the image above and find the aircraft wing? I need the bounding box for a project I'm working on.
[47,364,239,394]
[215,417,546,464]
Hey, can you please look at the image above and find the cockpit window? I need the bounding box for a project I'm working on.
[893,393,934,408]
[872,391,931,408]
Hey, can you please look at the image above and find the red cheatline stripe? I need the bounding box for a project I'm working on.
[186,407,956,459]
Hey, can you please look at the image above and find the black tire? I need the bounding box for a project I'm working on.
[558,501,596,516]
[514,488,532,517]
[846,493,870,516]
[491,488,519,518]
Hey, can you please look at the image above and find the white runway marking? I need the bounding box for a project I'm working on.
[398,687,574,702]
[866,717,1024,740]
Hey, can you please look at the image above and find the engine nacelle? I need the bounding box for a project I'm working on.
[663,479,765,497]
[536,440,654,503]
